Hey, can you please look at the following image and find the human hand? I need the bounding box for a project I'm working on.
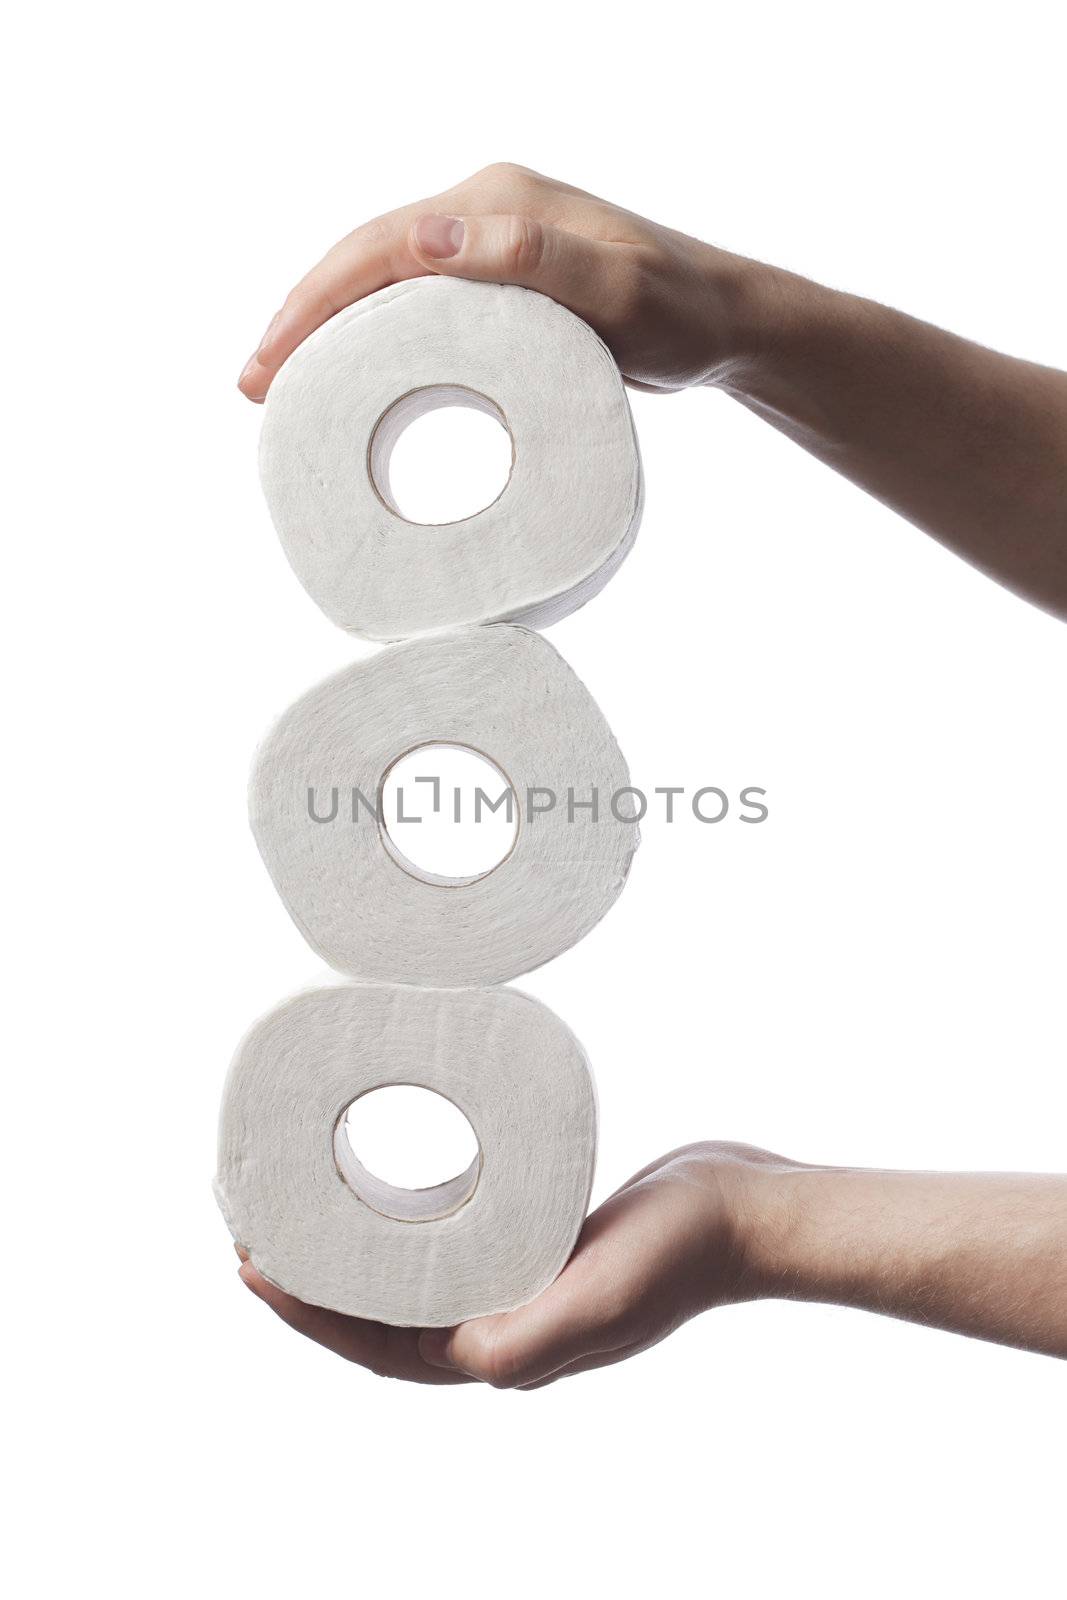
[237,164,765,400]
[236,1141,779,1388]
[236,1139,1067,1377]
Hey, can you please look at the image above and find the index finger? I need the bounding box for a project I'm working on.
[238,1262,473,1385]
[237,204,429,402]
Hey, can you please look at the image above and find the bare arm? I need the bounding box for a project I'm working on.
[746,1157,1067,1358]
[725,271,1067,619]
[239,163,1067,619]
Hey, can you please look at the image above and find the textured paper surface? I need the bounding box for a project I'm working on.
[250,624,639,985]
[259,277,643,640]
[215,983,597,1327]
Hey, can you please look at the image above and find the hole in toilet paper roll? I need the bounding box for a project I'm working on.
[334,1086,481,1222]
[368,385,514,526]
[379,742,519,886]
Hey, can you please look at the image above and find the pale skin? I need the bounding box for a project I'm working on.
[235,166,1067,1380]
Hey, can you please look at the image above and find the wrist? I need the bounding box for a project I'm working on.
[727,1155,845,1302]
[684,1142,825,1303]
[700,253,838,396]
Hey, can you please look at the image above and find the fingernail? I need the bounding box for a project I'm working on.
[418,1329,457,1369]
[233,1242,249,1262]
[238,1263,261,1296]
[238,355,260,388]
[414,214,465,260]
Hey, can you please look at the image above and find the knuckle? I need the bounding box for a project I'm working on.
[499,216,544,275]
[466,163,543,208]
[477,160,533,184]
[284,280,333,324]
[611,253,657,323]
[355,214,391,251]
[485,1358,523,1390]
[281,283,310,316]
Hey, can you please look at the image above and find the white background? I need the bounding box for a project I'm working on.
[6,2,1064,1594]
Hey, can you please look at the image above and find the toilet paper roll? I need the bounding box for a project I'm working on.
[259,277,643,640]
[215,983,597,1327]
[250,624,639,986]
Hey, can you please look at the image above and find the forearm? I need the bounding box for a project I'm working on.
[713,262,1067,620]
[742,1160,1067,1358]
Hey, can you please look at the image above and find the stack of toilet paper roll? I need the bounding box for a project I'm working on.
[216,276,642,1328]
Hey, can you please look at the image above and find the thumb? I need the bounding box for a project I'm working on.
[418,1275,599,1389]
[409,211,613,323]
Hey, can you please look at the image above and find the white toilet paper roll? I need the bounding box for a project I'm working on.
[250,624,639,986]
[215,983,597,1327]
[259,277,643,640]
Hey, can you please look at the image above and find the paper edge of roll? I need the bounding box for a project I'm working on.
[246,623,641,987]
[215,980,599,1327]
[259,278,644,641]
